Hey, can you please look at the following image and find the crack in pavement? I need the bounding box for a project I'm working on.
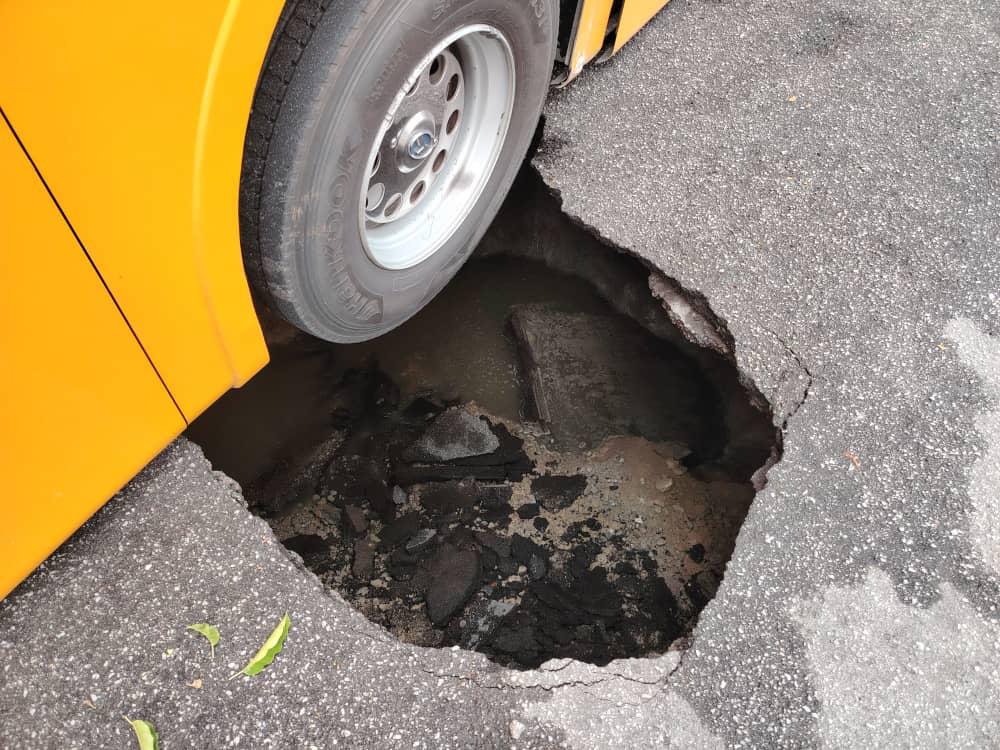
[767,328,815,429]
[415,653,678,706]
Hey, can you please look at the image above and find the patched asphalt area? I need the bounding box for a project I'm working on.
[2,0,999,747]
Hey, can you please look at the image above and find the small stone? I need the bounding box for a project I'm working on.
[405,528,437,553]
[475,530,511,559]
[316,504,341,526]
[392,485,407,505]
[344,505,368,535]
[352,539,375,579]
[510,534,548,571]
[528,553,547,581]
[516,503,540,519]
[655,478,673,492]
[379,512,422,550]
[517,565,527,574]
[509,720,526,740]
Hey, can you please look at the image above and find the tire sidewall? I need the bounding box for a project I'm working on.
[260,0,557,341]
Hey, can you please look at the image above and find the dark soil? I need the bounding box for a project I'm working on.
[262,367,708,667]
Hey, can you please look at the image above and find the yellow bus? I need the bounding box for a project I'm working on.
[0,0,670,598]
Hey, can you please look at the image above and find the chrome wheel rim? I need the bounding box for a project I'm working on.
[360,25,516,270]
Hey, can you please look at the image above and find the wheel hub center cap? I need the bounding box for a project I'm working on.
[408,131,437,160]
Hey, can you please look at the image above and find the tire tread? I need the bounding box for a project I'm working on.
[240,0,332,295]
[240,0,557,340]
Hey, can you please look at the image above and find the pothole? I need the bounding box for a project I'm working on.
[187,168,778,669]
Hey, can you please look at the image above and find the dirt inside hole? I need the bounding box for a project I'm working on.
[188,171,777,669]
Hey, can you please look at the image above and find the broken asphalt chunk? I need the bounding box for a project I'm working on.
[419,480,478,515]
[531,474,587,511]
[516,503,540,519]
[403,407,500,462]
[343,505,368,535]
[510,305,720,453]
[425,546,482,626]
[405,528,437,554]
[378,512,423,551]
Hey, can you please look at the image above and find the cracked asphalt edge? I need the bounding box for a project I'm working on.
[0,439,567,749]
[530,0,1000,746]
[1,435,716,749]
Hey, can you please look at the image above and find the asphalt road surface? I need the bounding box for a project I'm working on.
[2,0,998,747]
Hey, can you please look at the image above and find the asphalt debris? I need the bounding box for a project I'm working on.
[265,356,764,668]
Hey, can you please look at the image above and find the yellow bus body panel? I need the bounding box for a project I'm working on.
[614,0,672,53]
[0,0,668,598]
[566,0,671,81]
[567,0,617,79]
[0,122,186,598]
[0,0,282,420]
[0,1,282,598]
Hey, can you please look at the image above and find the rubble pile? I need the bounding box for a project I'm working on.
[266,304,757,668]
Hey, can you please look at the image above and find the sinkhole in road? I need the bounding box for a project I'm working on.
[188,169,778,669]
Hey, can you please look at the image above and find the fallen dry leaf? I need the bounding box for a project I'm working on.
[843,450,862,469]
[189,678,203,689]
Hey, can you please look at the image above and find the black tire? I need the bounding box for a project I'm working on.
[240,0,558,342]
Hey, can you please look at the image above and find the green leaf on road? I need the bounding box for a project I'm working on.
[186,623,220,658]
[123,717,159,750]
[230,613,291,679]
